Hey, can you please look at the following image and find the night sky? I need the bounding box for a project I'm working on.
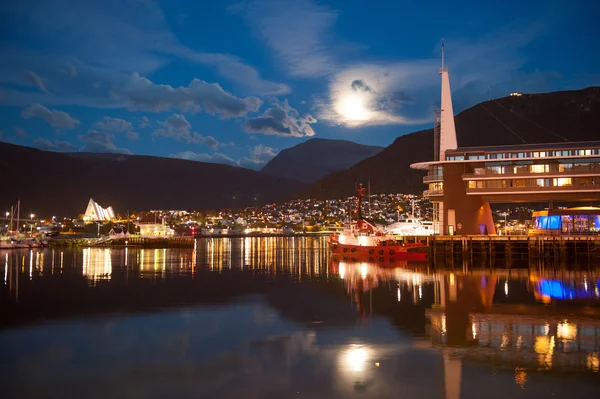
[0,0,598,169]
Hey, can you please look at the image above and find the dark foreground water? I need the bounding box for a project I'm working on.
[1,236,600,398]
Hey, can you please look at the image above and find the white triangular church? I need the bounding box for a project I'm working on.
[83,198,115,222]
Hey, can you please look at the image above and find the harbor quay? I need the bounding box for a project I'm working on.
[426,234,600,268]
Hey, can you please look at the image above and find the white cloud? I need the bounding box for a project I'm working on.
[230,0,339,78]
[170,144,278,171]
[33,137,76,152]
[165,46,291,96]
[238,144,279,169]
[79,130,131,154]
[23,71,47,92]
[21,103,79,128]
[0,0,289,109]
[317,24,553,127]
[125,131,139,141]
[138,116,151,128]
[169,151,237,166]
[153,114,221,149]
[243,99,316,137]
[93,116,133,133]
[316,61,437,127]
[15,128,29,138]
[114,73,262,117]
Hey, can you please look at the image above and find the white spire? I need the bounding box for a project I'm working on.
[438,39,457,160]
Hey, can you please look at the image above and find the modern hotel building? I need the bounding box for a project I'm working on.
[411,47,600,235]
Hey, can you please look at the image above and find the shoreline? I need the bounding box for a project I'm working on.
[47,232,332,248]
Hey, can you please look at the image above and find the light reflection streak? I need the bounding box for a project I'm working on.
[82,248,113,283]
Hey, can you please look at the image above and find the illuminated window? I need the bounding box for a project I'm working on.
[553,178,572,187]
[530,164,549,173]
[553,177,572,187]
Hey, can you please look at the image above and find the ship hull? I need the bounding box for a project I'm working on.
[328,239,428,262]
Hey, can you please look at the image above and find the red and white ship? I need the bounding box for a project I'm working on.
[327,185,428,262]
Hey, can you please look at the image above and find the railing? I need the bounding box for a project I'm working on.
[462,166,600,180]
[466,183,600,194]
[423,174,443,183]
[423,189,444,197]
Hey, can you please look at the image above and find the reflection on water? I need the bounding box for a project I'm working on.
[1,237,600,398]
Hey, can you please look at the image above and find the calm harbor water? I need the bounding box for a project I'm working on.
[1,236,600,398]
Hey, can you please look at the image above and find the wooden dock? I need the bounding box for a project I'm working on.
[422,235,600,268]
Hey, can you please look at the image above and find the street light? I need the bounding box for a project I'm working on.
[30,213,34,235]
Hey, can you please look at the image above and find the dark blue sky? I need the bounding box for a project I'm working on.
[0,0,597,169]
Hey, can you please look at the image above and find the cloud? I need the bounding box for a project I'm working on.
[0,0,289,108]
[169,145,277,170]
[63,62,77,77]
[15,128,29,138]
[165,47,291,96]
[169,151,237,166]
[243,99,316,137]
[316,60,436,127]
[351,80,372,93]
[21,103,80,128]
[125,131,139,141]
[138,116,150,128]
[79,130,131,154]
[153,114,221,149]
[230,0,339,78]
[23,71,47,92]
[238,144,279,169]
[114,73,262,118]
[92,116,139,141]
[33,137,76,152]
[93,116,133,133]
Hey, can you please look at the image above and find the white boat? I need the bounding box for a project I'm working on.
[385,218,438,236]
[0,238,13,249]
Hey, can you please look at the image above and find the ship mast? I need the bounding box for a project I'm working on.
[357,184,364,221]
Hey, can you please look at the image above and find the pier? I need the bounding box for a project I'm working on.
[426,235,600,268]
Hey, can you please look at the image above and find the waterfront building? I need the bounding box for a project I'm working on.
[83,198,115,222]
[530,206,600,235]
[135,213,174,236]
[411,45,600,235]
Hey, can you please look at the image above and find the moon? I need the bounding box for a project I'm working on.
[336,94,371,122]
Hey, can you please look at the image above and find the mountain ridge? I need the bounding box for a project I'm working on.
[0,142,306,217]
[261,137,383,183]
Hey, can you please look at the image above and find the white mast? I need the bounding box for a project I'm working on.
[438,40,457,160]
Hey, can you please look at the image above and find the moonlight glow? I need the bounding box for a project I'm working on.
[336,94,371,121]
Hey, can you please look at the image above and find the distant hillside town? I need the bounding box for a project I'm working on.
[2,194,539,239]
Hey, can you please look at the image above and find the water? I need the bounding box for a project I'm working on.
[1,236,599,398]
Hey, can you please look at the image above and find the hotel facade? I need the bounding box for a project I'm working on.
[411,47,600,235]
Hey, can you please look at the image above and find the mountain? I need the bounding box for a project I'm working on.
[261,138,383,183]
[301,87,600,199]
[0,142,306,217]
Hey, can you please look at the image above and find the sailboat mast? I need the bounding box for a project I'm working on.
[9,205,13,233]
